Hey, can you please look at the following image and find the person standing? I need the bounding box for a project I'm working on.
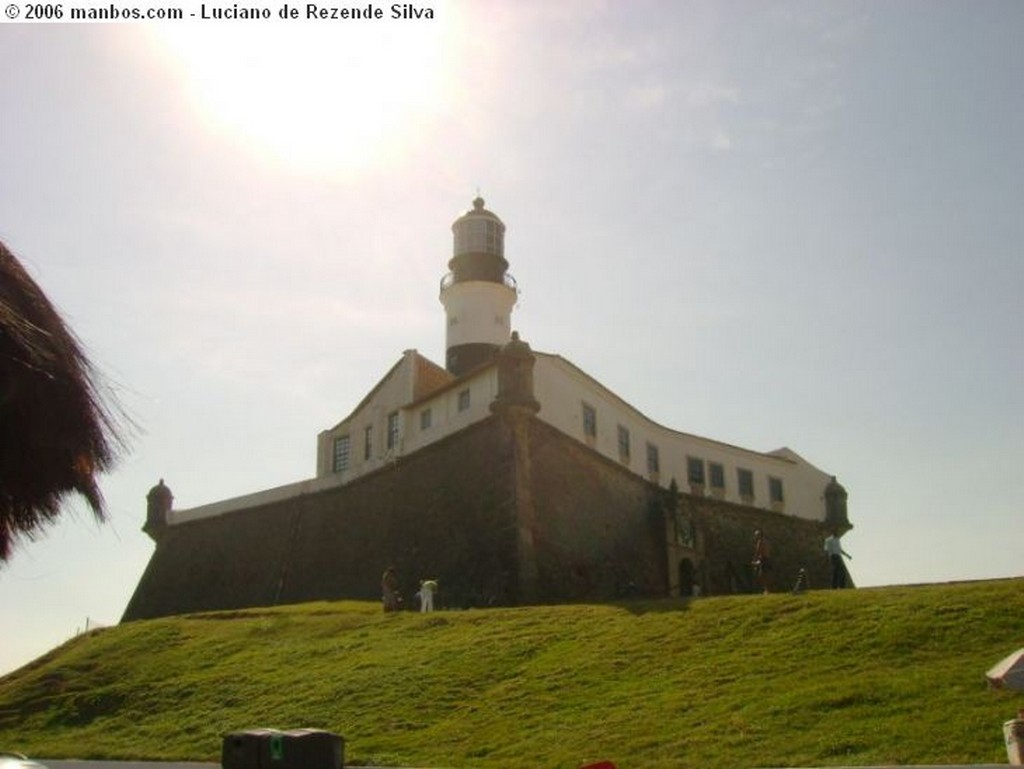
[381,566,400,612]
[824,531,852,589]
[418,579,438,612]
[752,530,772,594]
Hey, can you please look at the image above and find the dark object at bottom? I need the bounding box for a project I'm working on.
[222,728,344,769]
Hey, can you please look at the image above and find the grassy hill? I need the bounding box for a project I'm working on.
[2,579,1022,768]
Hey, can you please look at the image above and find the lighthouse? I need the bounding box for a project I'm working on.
[439,196,518,376]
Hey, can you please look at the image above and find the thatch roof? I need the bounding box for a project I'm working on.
[0,240,124,560]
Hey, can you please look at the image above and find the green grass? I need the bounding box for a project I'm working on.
[2,580,1023,768]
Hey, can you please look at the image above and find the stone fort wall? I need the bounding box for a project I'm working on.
[123,414,838,622]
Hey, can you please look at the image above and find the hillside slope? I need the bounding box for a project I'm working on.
[2,580,1022,768]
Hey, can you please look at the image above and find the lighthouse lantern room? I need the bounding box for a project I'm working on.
[439,197,518,376]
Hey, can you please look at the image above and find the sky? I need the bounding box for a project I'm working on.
[1,1,1021,676]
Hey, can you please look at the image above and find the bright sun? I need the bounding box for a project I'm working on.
[146,15,457,174]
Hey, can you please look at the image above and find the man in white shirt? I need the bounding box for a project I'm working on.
[418,579,438,612]
[824,532,852,589]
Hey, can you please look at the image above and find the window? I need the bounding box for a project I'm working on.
[455,218,503,257]
[617,425,631,462]
[582,403,597,439]
[769,477,785,504]
[386,411,399,450]
[738,468,754,498]
[332,435,351,473]
[687,457,705,485]
[420,408,432,431]
[457,388,471,412]
[709,462,725,490]
[486,220,501,253]
[646,443,660,475]
[364,425,373,460]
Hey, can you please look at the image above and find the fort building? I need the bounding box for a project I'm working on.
[123,197,851,621]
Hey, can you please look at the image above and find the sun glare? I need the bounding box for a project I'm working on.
[147,15,457,174]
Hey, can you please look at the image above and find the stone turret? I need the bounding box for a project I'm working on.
[488,331,541,603]
[490,331,540,417]
[144,478,173,541]
[824,476,850,532]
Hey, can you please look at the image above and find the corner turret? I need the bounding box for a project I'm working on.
[824,476,850,532]
[490,331,541,417]
[144,478,173,541]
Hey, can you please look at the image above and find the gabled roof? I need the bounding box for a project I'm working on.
[768,447,826,472]
[405,355,498,411]
[327,356,405,432]
[412,354,454,401]
[326,350,455,432]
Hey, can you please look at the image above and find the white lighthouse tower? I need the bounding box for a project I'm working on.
[439,196,518,376]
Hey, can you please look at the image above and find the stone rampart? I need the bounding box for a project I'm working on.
[123,415,845,622]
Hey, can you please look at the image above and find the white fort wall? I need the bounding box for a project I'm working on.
[174,346,833,526]
[531,352,833,522]
[401,369,499,455]
[315,351,419,480]
[315,352,499,485]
